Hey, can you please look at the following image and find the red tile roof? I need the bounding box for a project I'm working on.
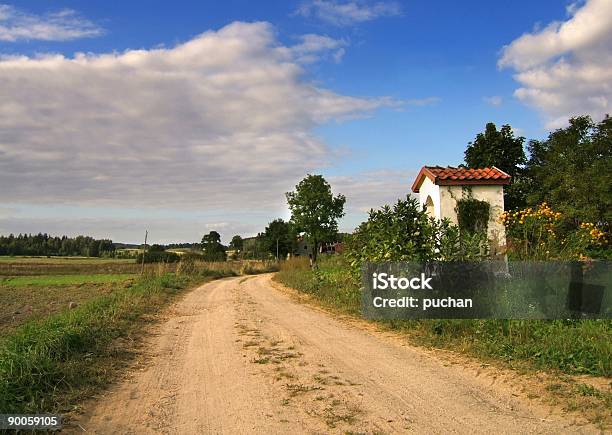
[411,166,510,193]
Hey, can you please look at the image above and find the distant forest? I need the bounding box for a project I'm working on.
[0,233,115,257]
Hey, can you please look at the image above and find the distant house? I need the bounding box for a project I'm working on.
[320,242,343,255]
[411,166,510,252]
[292,238,343,257]
[293,237,312,257]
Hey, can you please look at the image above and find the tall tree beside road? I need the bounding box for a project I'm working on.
[464,122,527,210]
[201,231,227,261]
[526,115,611,228]
[286,175,345,263]
[261,219,294,259]
[229,235,244,251]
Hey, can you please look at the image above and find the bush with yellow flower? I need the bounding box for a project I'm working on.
[500,203,608,260]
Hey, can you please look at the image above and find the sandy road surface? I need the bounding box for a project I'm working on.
[76,274,597,434]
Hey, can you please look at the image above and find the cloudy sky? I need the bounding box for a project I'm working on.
[0,0,610,244]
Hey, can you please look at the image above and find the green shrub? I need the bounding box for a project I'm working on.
[345,196,489,274]
[501,203,609,260]
[456,198,490,234]
[136,251,180,263]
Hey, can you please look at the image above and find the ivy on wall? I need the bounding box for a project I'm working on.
[456,198,490,234]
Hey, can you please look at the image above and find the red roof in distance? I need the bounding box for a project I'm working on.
[411,166,511,193]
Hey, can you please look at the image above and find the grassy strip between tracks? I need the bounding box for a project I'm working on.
[275,256,612,427]
[0,265,248,414]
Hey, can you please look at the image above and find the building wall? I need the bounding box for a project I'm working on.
[417,177,441,219]
[418,181,506,251]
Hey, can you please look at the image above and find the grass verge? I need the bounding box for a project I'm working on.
[0,268,231,414]
[275,256,611,377]
[275,256,612,426]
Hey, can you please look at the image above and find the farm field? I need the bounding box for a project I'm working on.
[0,256,135,263]
[0,256,143,276]
[0,268,136,337]
[0,256,278,415]
[1,273,134,287]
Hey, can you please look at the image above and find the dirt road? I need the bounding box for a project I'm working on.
[77,274,597,434]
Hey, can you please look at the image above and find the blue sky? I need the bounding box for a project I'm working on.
[0,0,609,243]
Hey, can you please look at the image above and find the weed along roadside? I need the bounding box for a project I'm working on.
[274,256,612,427]
[270,169,612,430]
[275,256,611,377]
[0,260,278,416]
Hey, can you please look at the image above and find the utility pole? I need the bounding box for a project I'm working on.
[140,230,148,275]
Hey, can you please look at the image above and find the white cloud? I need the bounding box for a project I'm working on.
[332,47,346,63]
[295,0,402,26]
[0,4,102,41]
[288,33,348,63]
[330,169,417,215]
[499,0,612,128]
[404,96,440,106]
[0,21,397,219]
[483,95,503,107]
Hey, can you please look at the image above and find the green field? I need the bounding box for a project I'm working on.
[1,273,134,287]
[0,256,144,276]
[0,277,133,337]
[0,258,140,338]
[0,256,278,415]
[0,256,135,263]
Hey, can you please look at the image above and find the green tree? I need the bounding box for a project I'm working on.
[0,233,114,257]
[526,115,612,228]
[201,231,227,261]
[261,219,294,259]
[148,244,165,252]
[229,235,243,251]
[346,196,488,273]
[286,174,346,263]
[464,122,527,210]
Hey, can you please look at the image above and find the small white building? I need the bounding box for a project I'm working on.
[411,166,510,252]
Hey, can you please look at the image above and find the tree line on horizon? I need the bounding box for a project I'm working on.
[0,233,115,257]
